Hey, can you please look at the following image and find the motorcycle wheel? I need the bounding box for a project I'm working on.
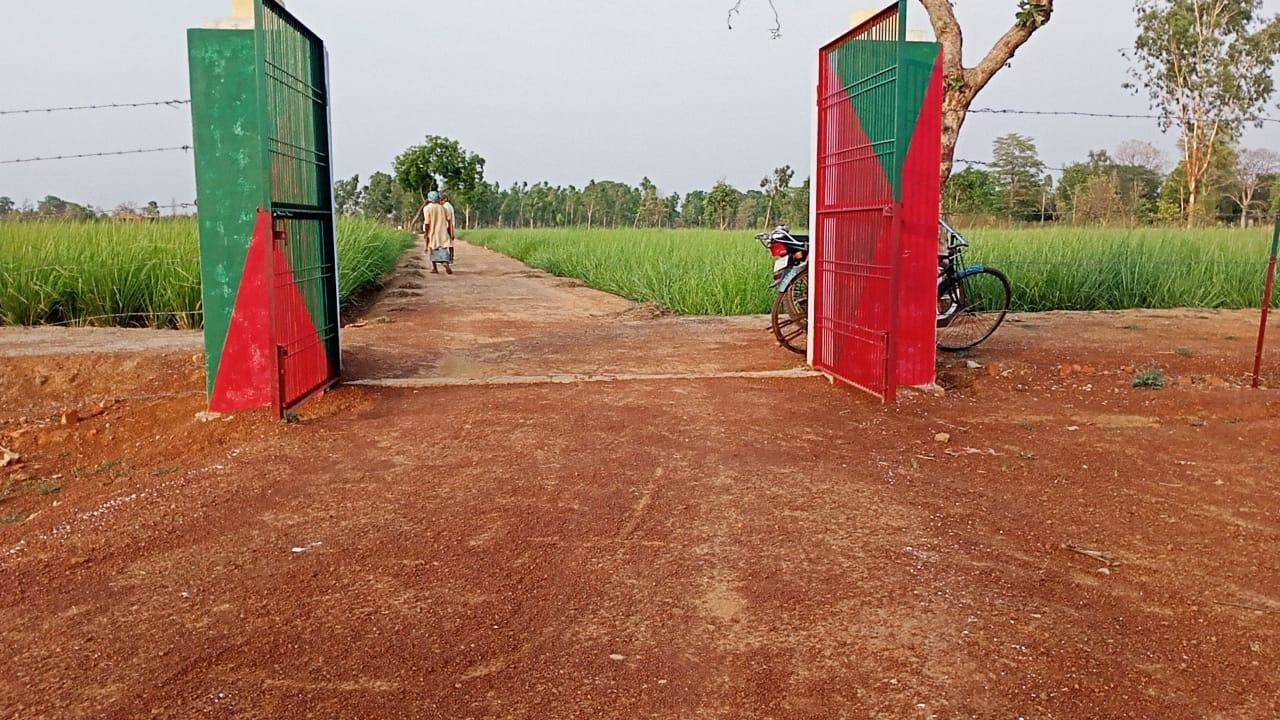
[771,275,809,355]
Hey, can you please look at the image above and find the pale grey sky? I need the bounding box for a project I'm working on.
[1,1,1278,210]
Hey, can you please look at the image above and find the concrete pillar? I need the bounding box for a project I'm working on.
[234,0,285,17]
[852,9,878,27]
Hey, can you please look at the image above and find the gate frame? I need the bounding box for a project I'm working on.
[809,0,941,402]
[1252,214,1280,388]
[253,0,342,418]
[187,1,340,419]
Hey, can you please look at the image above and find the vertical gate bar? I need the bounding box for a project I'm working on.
[1253,215,1280,388]
[251,0,341,416]
[316,42,341,375]
[883,0,909,402]
[254,0,284,418]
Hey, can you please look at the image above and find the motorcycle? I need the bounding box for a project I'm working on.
[757,226,810,355]
[759,221,1010,357]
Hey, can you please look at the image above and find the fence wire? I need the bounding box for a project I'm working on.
[1,145,192,166]
[969,107,1280,125]
[0,99,190,116]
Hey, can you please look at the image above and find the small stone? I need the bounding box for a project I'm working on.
[608,654,627,661]
[1097,567,1111,575]
[34,374,49,386]
[1066,426,1081,432]
[195,411,222,423]
[965,360,983,370]
[0,447,20,468]
[934,433,951,444]
[61,410,79,426]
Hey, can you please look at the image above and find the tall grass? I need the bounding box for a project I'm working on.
[469,225,1277,315]
[469,228,770,315]
[963,225,1275,312]
[0,217,412,328]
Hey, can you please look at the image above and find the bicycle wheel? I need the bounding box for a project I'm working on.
[772,275,809,355]
[937,268,1011,352]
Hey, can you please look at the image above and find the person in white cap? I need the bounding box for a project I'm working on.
[422,191,455,275]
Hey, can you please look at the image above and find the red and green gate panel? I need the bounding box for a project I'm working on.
[187,1,340,417]
[813,0,942,401]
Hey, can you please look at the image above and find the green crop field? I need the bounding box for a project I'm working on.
[2,222,1274,328]
[468,226,1279,315]
[0,217,413,328]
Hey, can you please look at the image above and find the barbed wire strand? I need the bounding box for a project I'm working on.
[956,157,1071,173]
[0,99,190,116]
[970,107,1280,125]
[0,259,198,275]
[41,310,204,326]
[0,204,198,221]
[0,145,192,166]
[4,96,1275,124]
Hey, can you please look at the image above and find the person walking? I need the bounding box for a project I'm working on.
[441,192,457,235]
[422,191,455,275]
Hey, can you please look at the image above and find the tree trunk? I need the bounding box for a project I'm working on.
[939,93,972,191]
[919,0,1055,190]
[1186,178,1200,229]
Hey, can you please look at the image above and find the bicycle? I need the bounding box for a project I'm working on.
[936,220,1012,352]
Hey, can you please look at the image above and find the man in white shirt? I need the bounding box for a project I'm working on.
[441,192,456,238]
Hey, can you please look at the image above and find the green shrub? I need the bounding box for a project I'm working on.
[1132,365,1169,389]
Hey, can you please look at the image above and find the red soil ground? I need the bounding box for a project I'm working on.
[1,242,1277,719]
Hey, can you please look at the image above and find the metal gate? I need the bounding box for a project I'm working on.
[813,1,907,401]
[254,0,341,416]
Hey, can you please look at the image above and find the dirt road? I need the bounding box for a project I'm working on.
[1,242,1278,719]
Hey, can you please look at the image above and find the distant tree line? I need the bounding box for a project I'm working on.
[334,135,812,231]
[0,196,168,222]
[946,132,1280,227]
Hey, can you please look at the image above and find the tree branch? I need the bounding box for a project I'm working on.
[966,0,1055,94]
[727,0,782,39]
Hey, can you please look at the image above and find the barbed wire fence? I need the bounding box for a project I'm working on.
[0,99,190,116]
[3,94,1278,330]
[0,97,197,223]
[0,98,204,328]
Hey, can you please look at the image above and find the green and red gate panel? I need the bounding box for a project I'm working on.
[813,1,942,401]
[188,1,339,417]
